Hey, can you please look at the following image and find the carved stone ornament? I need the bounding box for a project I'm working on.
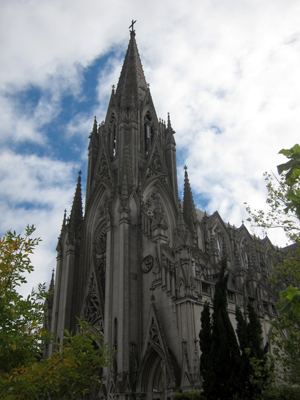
[150,149,162,172]
[83,293,102,327]
[149,324,158,343]
[141,255,154,273]
[95,227,107,254]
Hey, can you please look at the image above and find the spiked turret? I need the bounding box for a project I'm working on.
[69,171,83,231]
[183,166,197,234]
[115,30,148,109]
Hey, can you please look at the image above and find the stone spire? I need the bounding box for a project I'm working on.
[115,28,148,109]
[166,112,176,145]
[49,269,55,293]
[61,209,66,231]
[183,166,197,234]
[69,171,83,231]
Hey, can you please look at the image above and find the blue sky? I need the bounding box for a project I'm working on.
[1,0,300,295]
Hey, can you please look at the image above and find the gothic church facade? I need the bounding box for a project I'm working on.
[48,29,280,400]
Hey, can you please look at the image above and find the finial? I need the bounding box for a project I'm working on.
[63,209,67,226]
[129,19,137,33]
[184,165,188,172]
[112,84,115,92]
[78,170,82,176]
[92,116,97,134]
[167,112,171,128]
[147,82,150,88]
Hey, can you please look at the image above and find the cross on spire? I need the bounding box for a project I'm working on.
[129,19,137,32]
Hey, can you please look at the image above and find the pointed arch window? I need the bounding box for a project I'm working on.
[216,237,222,261]
[144,111,154,156]
[94,224,107,299]
[241,239,250,269]
[109,114,117,157]
[113,317,118,351]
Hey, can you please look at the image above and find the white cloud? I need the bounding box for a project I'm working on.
[0,150,80,295]
[1,0,300,297]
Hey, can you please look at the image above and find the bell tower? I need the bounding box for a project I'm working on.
[85,26,178,210]
[50,24,203,400]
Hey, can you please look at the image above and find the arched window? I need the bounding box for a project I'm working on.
[109,114,117,157]
[241,239,249,269]
[144,111,154,155]
[213,227,223,261]
[216,237,222,261]
[95,224,107,298]
[113,318,118,351]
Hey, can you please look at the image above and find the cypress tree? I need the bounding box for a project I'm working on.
[247,302,266,359]
[199,302,214,395]
[200,259,240,399]
[235,302,271,399]
[236,306,250,399]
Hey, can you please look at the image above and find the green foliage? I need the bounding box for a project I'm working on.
[0,226,111,399]
[173,391,206,400]
[200,261,273,400]
[277,144,300,219]
[246,349,274,400]
[246,144,300,243]
[0,320,111,399]
[0,225,50,374]
[271,310,300,385]
[235,304,273,400]
[245,172,299,243]
[199,259,241,400]
[263,385,300,400]
[245,144,300,386]
[199,302,213,395]
[279,285,300,317]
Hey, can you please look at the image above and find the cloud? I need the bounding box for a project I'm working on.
[0,150,80,295]
[1,0,300,297]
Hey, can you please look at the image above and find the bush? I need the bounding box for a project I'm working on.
[173,391,206,400]
[263,386,300,400]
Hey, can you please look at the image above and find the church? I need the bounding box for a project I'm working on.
[47,26,280,400]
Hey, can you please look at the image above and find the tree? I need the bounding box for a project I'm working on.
[200,261,272,399]
[245,144,300,244]
[0,225,48,374]
[199,302,213,396]
[246,144,300,385]
[0,320,110,399]
[236,304,272,399]
[199,259,240,400]
[271,309,300,386]
[0,226,111,399]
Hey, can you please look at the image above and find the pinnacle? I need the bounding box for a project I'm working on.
[69,172,83,230]
[183,166,197,234]
[115,30,148,109]
[93,116,97,133]
[49,269,55,292]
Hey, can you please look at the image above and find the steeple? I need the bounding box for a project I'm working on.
[49,269,55,293]
[183,166,197,234]
[69,171,83,230]
[115,28,148,109]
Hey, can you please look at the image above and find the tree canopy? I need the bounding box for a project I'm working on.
[246,144,300,385]
[199,259,271,400]
[0,226,111,399]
